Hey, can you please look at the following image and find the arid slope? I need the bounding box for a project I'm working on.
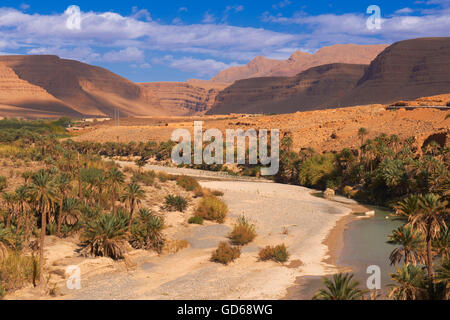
[211,44,387,82]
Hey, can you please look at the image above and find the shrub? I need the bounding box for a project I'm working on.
[176,175,200,191]
[298,153,337,189]
[211,242,241,265]
[258,244,289,263]
[81,212,129,260]
[193,187,204,198]
[229,216,256,245]
[130,209,165,253]
[188,216,204,225]
[164,195,188,212]
[195,196,228,223]
[157,172,169,182]
[211,190,224,197]
[131,171,154,186]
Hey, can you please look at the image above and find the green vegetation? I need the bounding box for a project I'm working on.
[210,242,241,265]
[229,216,256,245]
[195,196,228,223]
[164,195,188,212]
[81,212,129,260]
[176,175,201,192]
[130,209,165,253]
[0,118,196,296]
[258,244,289,263]
[188,216,204,225]
[313,273,364,300]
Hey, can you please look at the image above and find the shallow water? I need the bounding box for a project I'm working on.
[287,206,403,299]
[337,206,403,296]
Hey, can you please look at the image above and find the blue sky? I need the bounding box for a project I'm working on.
[0,0,449,82]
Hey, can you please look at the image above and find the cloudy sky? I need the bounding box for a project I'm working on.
[0,0,449,82]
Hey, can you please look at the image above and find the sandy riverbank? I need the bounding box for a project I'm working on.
[8,176,354,300]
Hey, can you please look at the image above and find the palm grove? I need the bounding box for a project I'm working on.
[0,117,448,299]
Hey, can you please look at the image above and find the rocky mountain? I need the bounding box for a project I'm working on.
[339,37,450,106]
[208,38,450,115]
[0,55,165,118]
[208,63,368,115]
[210,44,388,82]
[139,80,230,115]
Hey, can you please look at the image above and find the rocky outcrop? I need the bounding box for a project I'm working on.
[140,81,230,115]
[0,55,166,118]
[208,64,367,115]
[208,38,450,115]
[339,38,450,106]
[0,62,80,117]
[210,44,387,82]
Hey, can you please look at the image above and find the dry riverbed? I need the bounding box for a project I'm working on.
[8,176,352,300]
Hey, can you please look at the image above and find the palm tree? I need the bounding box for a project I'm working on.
[121,183,146,229]
[81,213,129,260]
[387,225,425,265]
[2,192,16,228]
[61,198,81,229]
[14,185,30,233]
[28,170,58,286]
[55,173,72,237]
[313,273,364,300]
[409,194,448,278]
[394,195,420,221]
[389,264,427,300]
[106,168,125,215]
[358,127,368,148]
[433,227,450,260]
[435,258,450,299]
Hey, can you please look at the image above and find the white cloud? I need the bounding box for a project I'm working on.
[154,55,239,77]
[262,8,450,47]
[395,8,415,14]
[202,11,216,24]
[27,46,101,62]
[103,47,144,62]
[273,0,292,10]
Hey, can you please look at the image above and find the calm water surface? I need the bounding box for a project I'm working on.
[289,206,403,299]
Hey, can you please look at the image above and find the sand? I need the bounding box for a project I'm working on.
[38,178,350,300]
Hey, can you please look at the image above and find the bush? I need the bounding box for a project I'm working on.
[229,216,256,245]
[211,242,241,265]
[188,216,204,225]
[193,187,204,198]
[298,153,337,189]
[164,195,188,212]
[131,171,155,186]
[130,208,165,253]
[258,244,289,263]
[157,172,169,182]
[176,175,200,191]
[211,190,224,197]
[195,196,228,223]
[81,212,129,260]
